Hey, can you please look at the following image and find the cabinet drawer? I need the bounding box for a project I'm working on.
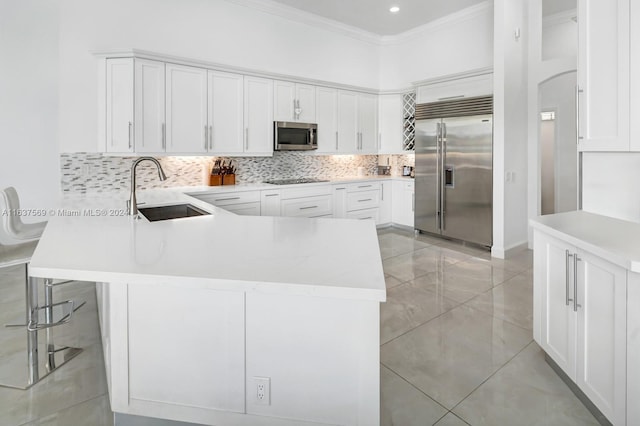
[222,202,261,216]
[346,208,379,223]
[281,185,331,200]
[346,189,380,211]
[281,195,332,217]
[346,182,381,193]
[191,191,260,206]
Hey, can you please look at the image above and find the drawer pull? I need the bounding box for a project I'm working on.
[215,197,241,202]
[359,217,373,220]
[264,194,279,197]
[358,198,373,202]
[358,185,372,188]
[300,205,318,210]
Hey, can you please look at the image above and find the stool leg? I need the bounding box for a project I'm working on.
[44,278,57,371]
[26,267,39,385]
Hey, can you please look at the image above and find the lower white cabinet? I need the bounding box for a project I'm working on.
[189,191,261,216]
[391,180,414,228]
[260,189,281,217]
[534,230,627,425]
[332,182,390,226]
[379,181,392,225]
[281,195,332,218]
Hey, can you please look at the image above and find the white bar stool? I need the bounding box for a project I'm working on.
[0,187,83,389]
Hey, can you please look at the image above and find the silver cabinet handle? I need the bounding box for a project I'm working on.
[381,185,384,201]
[204,125,208,150]
[128,122,133,149]
[264,193,279,197]
[359,217,373,220]
[358,184,372,188]
[574,255,581,311]
[335,131,339,151]
[357,198,372,202]
[300,205,318,210]
[335,187,346,190]
[162,123,166,150]
[359,132,363,150]
[293,99,297,120]
[576,86,584,144]
[412,193,415,212]
[209,125,213,149]
[215,197,241,202]
[565,250,574,306]
[245,128,249,150]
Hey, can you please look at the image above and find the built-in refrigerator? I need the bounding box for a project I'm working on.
[414,95,493,247]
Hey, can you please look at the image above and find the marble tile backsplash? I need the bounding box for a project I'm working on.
[60,152,415,194]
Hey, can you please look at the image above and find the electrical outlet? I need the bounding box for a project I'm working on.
[253,377,270,405]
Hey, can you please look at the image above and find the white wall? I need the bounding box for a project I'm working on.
[378,2,494,91]
[493,0,529,258]
[0,0,61,212]
[542,18,577,61]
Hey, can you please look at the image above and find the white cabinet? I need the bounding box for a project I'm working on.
[415,73,492,104]
[379,180,392,225]
[280,185,332,218]
[208,71,244,154]
[315,87,339,154]
[165,64,208,153]
[190,191,261,216]
[629,1,640,151]
[378,94,404,154]
[260,189,281,217]
[105,58,135,153]
[534,230,627,425]
[332,181,390,226]
[357,93,378,154]
[577,0,630,151]
[244,77,274,156]
[391,180,414,228]
[134,59,165,153]
[337,91,359,153]
[274,81,316,123]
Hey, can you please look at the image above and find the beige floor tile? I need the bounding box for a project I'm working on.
[382,246,470,283]
[464,272,533,331]
[453,342,599,426]
[381,365,447,426]
[381,304,532,409]
[433,412,470,426]
[22,394,113,426]
[378,232,433,260]
[381,282,459,344]
[384,273,404,290]
[488,249,534,273]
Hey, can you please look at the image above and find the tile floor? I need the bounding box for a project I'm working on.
[0,228,599,425]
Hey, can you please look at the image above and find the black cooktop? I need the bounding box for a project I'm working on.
[264,178,329,185]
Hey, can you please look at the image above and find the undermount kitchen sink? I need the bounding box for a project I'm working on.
[138,204,210,222]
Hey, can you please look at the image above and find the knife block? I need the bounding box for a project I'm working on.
[222,174,236,185]
[208,175,222,186]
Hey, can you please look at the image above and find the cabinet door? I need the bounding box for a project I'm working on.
[105,58,134,153]
[391,180,414,227]
[134,59,165,153]
[261,190,281,217]
[337,91,358,153]
[244,77,274,156]
[274,80,295,122]
[165,64,208,153]
[332,185,348,218]
[631,1,640,151]
[534,232,577,379]
[315,87,338,154]
[379,181,392,225]
[575,250,626,425]
[358,93,378,154]
[296,84,316,123]
[208,71,244,154]
[378,94,404,154]
[577,0,629,151]
[405,181,415,227]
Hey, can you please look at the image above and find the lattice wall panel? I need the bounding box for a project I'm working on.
[403,92,416,151]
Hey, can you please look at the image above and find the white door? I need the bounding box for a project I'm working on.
[273,80,295,122]
[378,94,404,154]
[134,59,165,153]
[296,84,316,123]
[575,250,627,425]
[337,90,358,154]
[536,232,577,379]
[244,77,274,155]
[208,71,244,154]
[106,58,134,153]
[315,87,338,154]
[577,0,629,151]
[165,64,208,153]
[358,93,378,154]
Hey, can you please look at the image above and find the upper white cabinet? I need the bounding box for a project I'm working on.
[533,229,627,425]
[378,94,404,154]
[165,64,208,153]
[357,93,378,154]
[629,1,640,150]
[274,81,316,123]
[244,77,274,156]
[415,73,492,104]
[577,0,630,151]
[208,71,244,154]
[134,59,165,153]
[315,87,339,154]
[337,91,359,153]
[105,58,135,153]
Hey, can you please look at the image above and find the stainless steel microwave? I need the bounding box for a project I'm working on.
[274,121,318,151]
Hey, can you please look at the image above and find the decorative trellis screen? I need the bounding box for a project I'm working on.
[402,92,416,151]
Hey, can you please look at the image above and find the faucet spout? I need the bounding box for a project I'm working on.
[129,157,169,217]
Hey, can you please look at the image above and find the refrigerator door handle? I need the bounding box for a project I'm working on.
[441,122,447,231]
[436,122,442,230]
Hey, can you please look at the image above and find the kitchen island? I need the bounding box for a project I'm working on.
[28,190,386,426]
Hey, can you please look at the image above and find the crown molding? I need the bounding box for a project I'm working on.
[412,66,493,87]
[222,0,381,45]
[542,9,578,28]
[380,1,493,46]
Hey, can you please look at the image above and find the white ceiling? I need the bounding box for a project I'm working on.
[268,0,487,36]
[542,0,576,16]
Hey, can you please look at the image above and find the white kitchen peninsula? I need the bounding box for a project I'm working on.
[28,193,385,426]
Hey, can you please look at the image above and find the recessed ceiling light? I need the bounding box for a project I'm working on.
[389,6,400,13]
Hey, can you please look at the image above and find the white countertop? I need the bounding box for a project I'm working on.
[30,181,388,302]
[530,210,640,273]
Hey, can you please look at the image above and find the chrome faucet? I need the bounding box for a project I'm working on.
[128,157,168,217]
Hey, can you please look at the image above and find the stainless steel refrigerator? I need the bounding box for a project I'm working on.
[414,96,493,247]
